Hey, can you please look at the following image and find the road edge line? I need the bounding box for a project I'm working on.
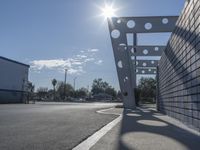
[72,108,122,150]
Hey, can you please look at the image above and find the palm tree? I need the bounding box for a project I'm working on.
[52,79,57,101]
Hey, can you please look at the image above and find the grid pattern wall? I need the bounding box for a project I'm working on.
[158,0,200,131]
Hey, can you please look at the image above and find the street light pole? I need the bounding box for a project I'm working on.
[64,69,68,85]
[73,77,77,91]
[64,69,68,100]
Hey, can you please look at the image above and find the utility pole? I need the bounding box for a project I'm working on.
[64,69,68,85]
[64,69,68,100]
[73,77,77,91]
[87,85,90,98]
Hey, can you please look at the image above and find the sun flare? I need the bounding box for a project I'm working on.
[101,5,117,18]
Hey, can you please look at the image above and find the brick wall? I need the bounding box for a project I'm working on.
[158,0,200,131]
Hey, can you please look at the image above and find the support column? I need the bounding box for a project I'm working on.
[156,66,160,111]
[133,34,137,89]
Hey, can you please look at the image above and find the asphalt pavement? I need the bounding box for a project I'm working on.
[0,102,120,150]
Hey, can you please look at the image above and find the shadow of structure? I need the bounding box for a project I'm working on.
[115,25,200,150]
[117,106,200,150]
[158,25,200,126]
[162,25,200,102]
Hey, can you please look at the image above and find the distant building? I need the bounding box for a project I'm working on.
[0,56,29,103]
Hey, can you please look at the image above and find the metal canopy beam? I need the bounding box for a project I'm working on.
[135,60,159,67]
[111,45,136,109]
[107,15,178,109]
[128,46,165,56]
[108,16,178,33]
[136,68,157,75]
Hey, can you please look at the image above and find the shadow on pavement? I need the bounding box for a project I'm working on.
[117,106,200,150]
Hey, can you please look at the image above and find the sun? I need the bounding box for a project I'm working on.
[101,4,117,18]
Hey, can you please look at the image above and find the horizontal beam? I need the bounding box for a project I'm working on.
[136,68,157,75]
[128,46,165,56]
[135,60,159,67]
[108,16,178,33]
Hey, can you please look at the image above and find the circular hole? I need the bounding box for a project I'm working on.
[124,76,128,82]
[119,43,126,46]
[121,132,185,150]
[131,110,141,113]
[126,113,141,117]
[162,18,169,24]
[142,110,150,113]
[155,47,159,51]
[119,43,127,50]
[142,70,145,74]
[127,20,135,28]
[143,62,147,67]
[123,92,128,96]
[118,60,123,68]
[131,48,134,53]
[144,23,152,30]
[137,120,168,127]
[149,69,151,72]
[143,49,148,55]
[117,19,121,24]
[151,61,155,64]
[111,29,120,39]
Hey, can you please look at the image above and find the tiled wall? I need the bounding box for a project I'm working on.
[158,0,200,131]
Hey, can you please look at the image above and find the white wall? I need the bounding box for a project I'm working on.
[0,58,29,91]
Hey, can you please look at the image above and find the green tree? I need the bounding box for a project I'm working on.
[105,87,117,99]
[56,81,74,100]
[26,81,35,103]
[91,78,105,94]
[138,77,156,103]
[37,87,48,101]
[91,78,117,99]
[47,89,54,101]
[51,78,57,101]
[117,91,122,100]
[75,87,88,98]
[27,82,35,93]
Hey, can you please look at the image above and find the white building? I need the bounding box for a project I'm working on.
[0,56,29,103]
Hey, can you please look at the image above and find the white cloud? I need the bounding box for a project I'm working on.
[76,55,87,58]
[84,58,95,63]
[80,50,84,53]
[68,68,84,74]
[95,60,103,65]
[30,59,85,75]
[72,61,83,65]
[30,49,102,75]
[31,59,70,70]
[88,49,99,52]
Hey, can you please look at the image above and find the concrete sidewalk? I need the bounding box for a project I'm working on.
[91,107,200,150]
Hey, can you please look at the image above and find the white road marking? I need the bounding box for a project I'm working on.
[72,108,122,150]
[96,107,121,115]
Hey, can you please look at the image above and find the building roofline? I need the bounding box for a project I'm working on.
[0,56,30,67]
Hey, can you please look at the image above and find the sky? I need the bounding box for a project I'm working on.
[0,0,185,91]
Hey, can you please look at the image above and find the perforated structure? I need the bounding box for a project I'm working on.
[108,16,178,108]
